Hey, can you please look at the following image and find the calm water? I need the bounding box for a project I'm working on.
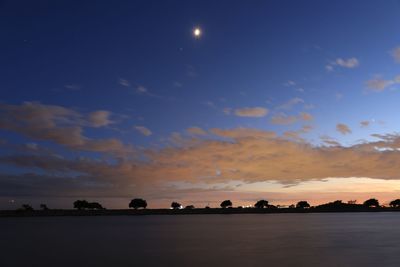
[1,213,400,267]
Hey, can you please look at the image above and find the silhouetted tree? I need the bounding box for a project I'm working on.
[40,204,49,210]
[21,204,34,211]
[296,201,310,209]
[220,200,232,208]
[205,206,210,209]
[129,198,147,209]
[289,204,295,209]
[73,200,89,210]
[331,200,343,207]
[315,200,363,210]
[171,202,182,209]
[184,205,195,209]
[363,198,380,208]
[73,200,104,210]
[254,199,269,208]
[390,199,400,208]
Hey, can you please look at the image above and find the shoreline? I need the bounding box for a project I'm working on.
[1,207,399,217]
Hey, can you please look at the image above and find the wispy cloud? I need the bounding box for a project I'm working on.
[283,125,313,142]
[223,107,232,115]
[366,74,400,92]
[360,121,370,128]
[136,85,148,94]
[0,102,133,155]
[326,57,359,71]
[336,123,352,135]
[135,85,162,98]
[283,80,296,87]
[134,126,152,136]
[335,58,359,68]
[271,112,313,125]
[118,78,131,87]
[64,84,81,91]
[320,135,341,146]
[88,110,113,127]
[234,107,269,117]
[277,98,304,110]
[173,81,183,88]
[391,46,400,63]
[186,127,208,136]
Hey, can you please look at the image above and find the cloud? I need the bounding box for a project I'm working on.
[271,114,297,125]
[283,80,296,87]
[325,65,334,72]
[5,127,400,203]
[277,98,304,110]
[391,46,400,63]
[210,128,276,139]
[283,125,313,142]
[88,111,113,127]
[234,107,269,117]
[300,112,313,121]
[136,85,148,94]
[335,58,359,68]
[320,135,341,147]
[223,108,232,115]
[326,57,359,71]
[0,102,133,155]
[134,126,152,136]
[336,123,352,135]
[271,112,313,125]
[366,77,394,92]
[366,74,400,92]
[360,121,370,128]
[64,84,81,91]
[118,78,130,87]
[173,81,183,88]
[134,85,162,98]
[203,101,216,108]
[186,127,207,136]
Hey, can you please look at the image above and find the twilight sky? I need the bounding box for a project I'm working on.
[1,0,400,209]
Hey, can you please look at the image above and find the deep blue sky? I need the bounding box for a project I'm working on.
[1,1,400,208]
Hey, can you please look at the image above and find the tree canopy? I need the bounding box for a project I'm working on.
[363,198,380,208]
[129,198,147,209]
[220,200,232,208]
[171,202,182,209]
[296,201,310,209]
[73,200,105,210]
[390,199,400,208]
[254,199,269,208]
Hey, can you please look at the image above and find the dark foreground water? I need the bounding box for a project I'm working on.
[1,213,400,267]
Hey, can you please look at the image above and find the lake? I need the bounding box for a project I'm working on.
[1,213,400,266]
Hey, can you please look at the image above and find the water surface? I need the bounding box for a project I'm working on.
[1,213,400,266]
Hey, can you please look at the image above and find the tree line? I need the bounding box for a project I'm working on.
[16,197,400,211]
[126,198,400,210]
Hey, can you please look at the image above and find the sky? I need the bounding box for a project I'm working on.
[1,0,400,209]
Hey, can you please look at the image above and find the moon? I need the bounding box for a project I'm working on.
[193,27,202,38]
